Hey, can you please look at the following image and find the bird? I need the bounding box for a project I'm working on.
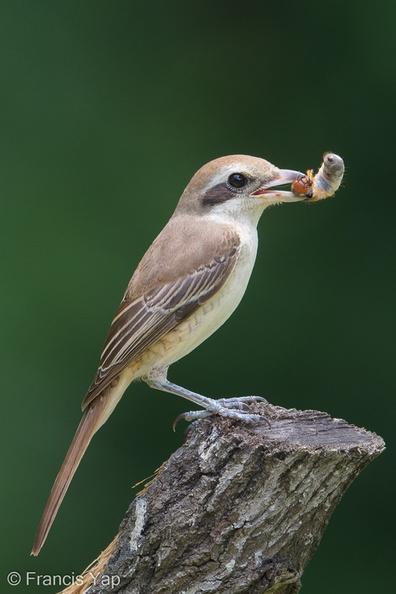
[31,154,306,555]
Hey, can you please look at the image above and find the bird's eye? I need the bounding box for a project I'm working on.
[228,173,248,189]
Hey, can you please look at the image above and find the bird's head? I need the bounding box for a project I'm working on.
[176,155,305,225]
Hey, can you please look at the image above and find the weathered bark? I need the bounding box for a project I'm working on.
[61,403,384,594]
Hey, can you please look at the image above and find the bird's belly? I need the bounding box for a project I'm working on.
[130,239,258,377]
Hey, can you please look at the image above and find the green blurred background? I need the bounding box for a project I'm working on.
[1,1,394,592]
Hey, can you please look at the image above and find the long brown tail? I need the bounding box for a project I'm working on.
[31,386,122,556]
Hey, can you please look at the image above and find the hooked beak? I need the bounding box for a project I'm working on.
[250,168,304,203]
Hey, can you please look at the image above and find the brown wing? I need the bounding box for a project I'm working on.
[82,246,239,409]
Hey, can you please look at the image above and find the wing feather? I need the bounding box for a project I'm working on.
[82,244,239,408]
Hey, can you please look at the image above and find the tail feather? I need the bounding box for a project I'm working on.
[31,389,120,556]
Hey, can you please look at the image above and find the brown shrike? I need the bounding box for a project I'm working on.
[31,154,312,555]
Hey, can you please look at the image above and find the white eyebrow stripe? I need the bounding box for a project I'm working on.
[207,163,251,188]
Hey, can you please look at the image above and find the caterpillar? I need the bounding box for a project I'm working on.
[292,153,344,202]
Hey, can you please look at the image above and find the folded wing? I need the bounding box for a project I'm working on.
[82,245,239,409]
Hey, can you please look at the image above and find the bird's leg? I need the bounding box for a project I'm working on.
[145,370,268,427]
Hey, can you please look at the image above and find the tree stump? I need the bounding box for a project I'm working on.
[60,403,384,594]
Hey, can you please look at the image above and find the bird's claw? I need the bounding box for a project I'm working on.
[173,396,270,431]
[217,395,268,410]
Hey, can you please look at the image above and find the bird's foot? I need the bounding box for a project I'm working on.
[217,395,268,409]
[173,396,270,430]
[144,376,270,430]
